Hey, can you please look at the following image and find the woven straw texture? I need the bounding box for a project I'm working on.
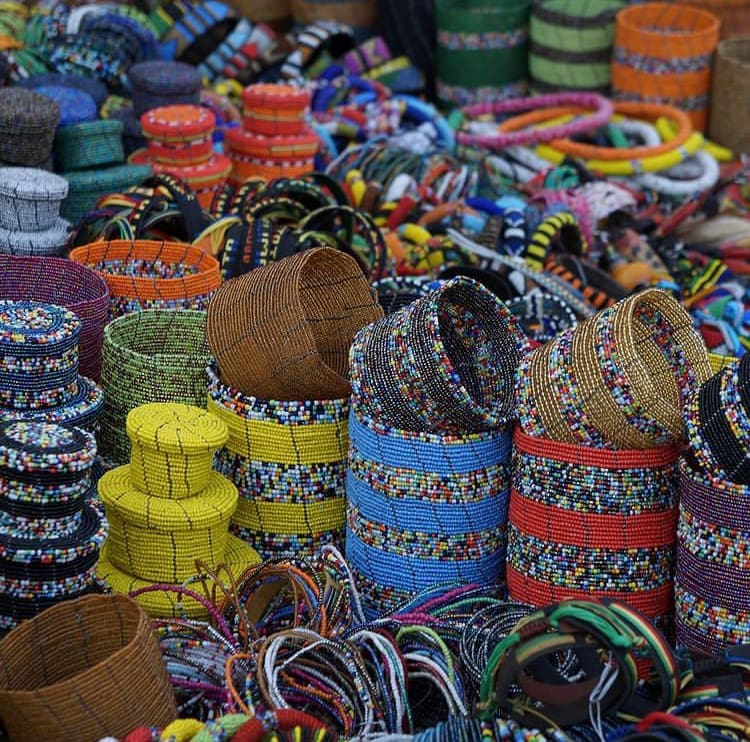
[69,240,221,317]
[350,276,529,434]
[347,409,513,618]
[676,460,750,654]
[207,247,383,401]
[98,309,211,467]
[99,465,238,583]
[0,594,176,742]
[507,428,681,626]
[708,39,750,154]
[207,361,349,560]
[516,288,712,449]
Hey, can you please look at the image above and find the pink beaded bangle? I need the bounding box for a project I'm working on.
[457,92,614,149]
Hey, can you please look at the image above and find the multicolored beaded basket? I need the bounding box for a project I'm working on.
[346,409,513,618]
[69,239,221,317]
[98,309,212,467]
[507,428,681,628]
[676,459,750,654]
[516,288,712,449]
[350,276,529,434]
[207,361,349,560]
[0,421,106,630]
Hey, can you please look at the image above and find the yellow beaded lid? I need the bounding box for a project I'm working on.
[126,403,228,454]
[99,465,238,530]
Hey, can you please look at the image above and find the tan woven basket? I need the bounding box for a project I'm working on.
[0,594,176,742]
[709,37,750,153]
[206,247,383,401]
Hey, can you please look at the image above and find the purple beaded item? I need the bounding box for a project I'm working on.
[0,255,109,381]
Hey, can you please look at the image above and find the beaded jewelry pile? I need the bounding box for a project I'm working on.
[0,300,103,432]
[0,420,106,630]
[96,402,261,619]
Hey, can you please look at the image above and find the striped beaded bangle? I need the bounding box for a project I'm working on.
[457,91,613,149]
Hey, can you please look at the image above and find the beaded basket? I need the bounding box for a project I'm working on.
[0,167,68,232]
[529,0,624,94]
[347,409,513,618]
[127,403,229,499]
[0,594,176,742]
[206,247,383,401]
[435,0,530,107]
[507,428,681,627]
[69,240,221,317]
[611,2,720,131]
[516,288,712,449]
[98,309,212,467]
[54,119,126,172]
[676,460,750,653]
[207,361,349,560]
[0,421,105,630]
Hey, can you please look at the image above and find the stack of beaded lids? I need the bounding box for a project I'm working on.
[96,402,261,619]
[132,104,231,209]
[0,301,104,432]
[0,88,60,169]
[0,420,106,630]
[225,83,318,183]
[677,353,750,652]
[0,167,70,256]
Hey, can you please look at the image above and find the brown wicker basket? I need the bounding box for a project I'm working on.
[0,594,176,742]
[709,37,750,153]
[679,0,750,39]
[206,247,383,401]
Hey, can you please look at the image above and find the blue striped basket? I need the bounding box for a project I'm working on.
[346,409,512,618]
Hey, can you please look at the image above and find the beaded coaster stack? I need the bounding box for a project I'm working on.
[225,83,318,183]
[98,309,212,467]
[131,104,231,209]
[0,167,70,257]
[207,361,349,560]
[0,301,104,432]
[0,421,106,630]
[676,356,750,652]
[96,402,261,619]
[507,429,681,628]
[347,277,529,617]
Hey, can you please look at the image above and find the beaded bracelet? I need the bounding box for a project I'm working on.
[457,92,613,149]
[633,150,720,197]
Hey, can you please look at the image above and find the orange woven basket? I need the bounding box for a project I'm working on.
[69,239,221,317]
[611,2,720,130]
[0,594,176,742]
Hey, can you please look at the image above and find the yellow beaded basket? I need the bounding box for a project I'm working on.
[96,536,261,619]
[99,466,238,583]
[126,403,229,499]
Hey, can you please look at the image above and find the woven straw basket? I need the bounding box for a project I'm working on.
[0,593,176,742]
[709,38,750,154]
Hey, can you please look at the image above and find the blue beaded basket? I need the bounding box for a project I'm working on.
[346,409,512,618]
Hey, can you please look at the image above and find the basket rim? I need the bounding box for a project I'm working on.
[0,593,147,696]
